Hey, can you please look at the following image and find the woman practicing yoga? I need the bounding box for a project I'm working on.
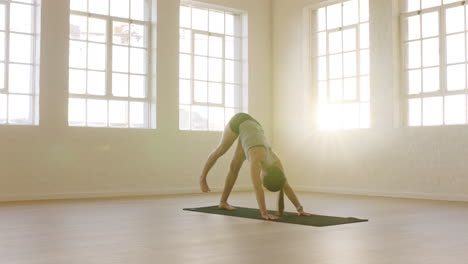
[200,113,314,220]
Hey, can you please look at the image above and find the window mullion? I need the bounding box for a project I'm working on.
[440,7,447,124]
[106,17,112,127]
[5,2,10,96]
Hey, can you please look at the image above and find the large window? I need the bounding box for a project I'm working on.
[402,0,468,126]
[68,0,154,128]
[179,3,246,131]
[0,0,40,125]
[312,0,370,130]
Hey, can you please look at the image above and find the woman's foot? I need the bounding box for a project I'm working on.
[200,179,211,192]
[219,201,236,210]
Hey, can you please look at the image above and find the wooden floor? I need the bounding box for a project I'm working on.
[0,192,467,264]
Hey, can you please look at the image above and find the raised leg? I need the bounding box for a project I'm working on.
[219,140,246,210]
[200,123,238,192]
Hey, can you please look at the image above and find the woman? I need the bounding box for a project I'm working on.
[199,113,314,220]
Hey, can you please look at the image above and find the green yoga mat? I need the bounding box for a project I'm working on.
[184,206,368,227]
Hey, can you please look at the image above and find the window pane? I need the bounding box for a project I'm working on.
[180,29,192,53]
[89,18,106,43]
[343,52,357,77]
[112,73,129,97]
[422,0,441,9]
[110,0,129,18]
[70,0,87,12]
[10,33,32,63]
[447,64,465,91]
[180,6,191,28]
[343,103,359,129]
[208,82,222,104]
[88,43,106,70]
[423,96,443,126]
[422,38,439,67]
[179,54,191,79]
[68,98,86,126]
[9,64,32,94]
[192,8,208,31]
[8,94,31,124]
[318,81,327,104]
[130,24,145,47]
[0,94,6,124]
[87,99,108,127]
[208,106,224,130]
[326,4,341,29]
[209,58,222,82]
[209,36,223,58]
[407,0,420,12]
[408,69,421,94]
[0,33,4,61]
[70,15,88,40]
[109,100,129,127]
[318,56,327,80]
[225,60,240,83]
[209,10,224,34]
[179,105,191,130]
[360,49,369,75]
[130,48,146,74]
[89,0,109,15]
[130,75,146,98]
[328,31,342,54]
[0,63,4,89]
[446,6,464,34]
[69,41,87,68]
[360,76,370,101]
[113,22,130,45]
[194,56,208,80]
[409,98,421,126]
[421,12,438,38]
[359,0,369,22]
[194,81,207,103]
[194,33,208,56]
[225,14,235,36]
[130,101,146,128]
[446,33,465,64]
[343,0,358,27]
[87,71,106,95]
[405,16,420,41]
[445,95,466,125]
[113,46,129,72]
[343,77,357,100]
[422,67,439,92]
[225,84,239,107]
[179,79,191,104]
[10,3,32,33]
[69,69,86,94]
[406,41,421,69]
[191,105,208,130]
[329,53,343,79]
[317,32,327,56]
[330,79,343,102]
[343,28,356,52]
[317,8,326,31]
[131,0,146,21]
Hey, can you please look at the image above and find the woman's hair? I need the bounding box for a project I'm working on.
[262,166,286,216]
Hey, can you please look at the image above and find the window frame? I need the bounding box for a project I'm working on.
[400,0,468,126]
[68,0,155,129]
[0,0,41,126]
[178,1,247,132]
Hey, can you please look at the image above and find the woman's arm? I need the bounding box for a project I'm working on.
[272,151,315,216]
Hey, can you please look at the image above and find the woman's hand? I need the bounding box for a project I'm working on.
[261,213,280,220]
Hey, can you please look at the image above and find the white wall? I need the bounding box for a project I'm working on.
[0,0,272,201]
[272,0,468,201]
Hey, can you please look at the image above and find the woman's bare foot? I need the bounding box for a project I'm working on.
[200,179,211,192]
[219,201,236,210]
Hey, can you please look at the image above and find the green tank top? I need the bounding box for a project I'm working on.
[239,120,274,164]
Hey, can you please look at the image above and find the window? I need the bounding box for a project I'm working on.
[69,0,154,128]
[0,0,40,125]
[402,0,468,126]
[179,3,246,131]
[312,0,370,130]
